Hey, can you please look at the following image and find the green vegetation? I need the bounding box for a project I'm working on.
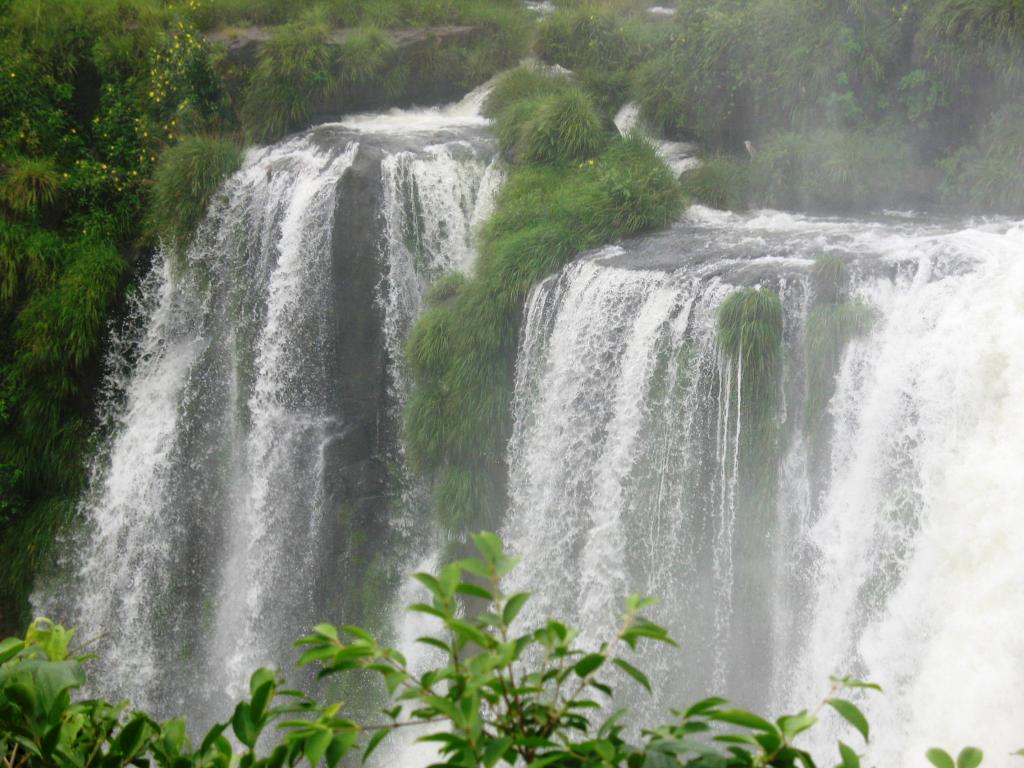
[228,2,530,142]
[716,287,784,516]
[149,135,242,261]
[679,156,749,211]
[803,257,876,459]
[0,0,226,632]
[942,105,1024,213]
[534,0,1024,213]
[0,0,531,631]
[405,67,682,539]
[2,533,996,768]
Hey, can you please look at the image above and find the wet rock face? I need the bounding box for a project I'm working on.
[320,142,391,607]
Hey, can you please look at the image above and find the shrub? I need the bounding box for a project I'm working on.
[0,158,60,216]
[149,135,243,261]
[405,124,681,533]
[520,88,606,165]
[536,7,635,111]
[680,155,750,210]
[942,105,1024,213]
[5,533,991,768]
[241,20,336,143]
[482,66,572,119]
[748,129,916,212]
[337,25,395,89]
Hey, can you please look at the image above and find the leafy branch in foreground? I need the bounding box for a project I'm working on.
[0,533,1001,768]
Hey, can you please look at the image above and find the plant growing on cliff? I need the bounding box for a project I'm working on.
[7,532,984,768]
[405,68,683,536]
[149,135,242,261]
[717,287,784,517]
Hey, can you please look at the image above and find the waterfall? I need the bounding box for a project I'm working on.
[38,93,498,730]
[505,207,1024,763]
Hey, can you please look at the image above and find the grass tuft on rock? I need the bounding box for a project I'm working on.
[149,135,243,262]
[680,156,750,210]
[492,86,606,166]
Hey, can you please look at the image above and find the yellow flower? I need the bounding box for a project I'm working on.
[9,72,14,78]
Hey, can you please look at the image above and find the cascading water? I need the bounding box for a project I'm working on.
[504,206,1024,764]
[38,92,498,731]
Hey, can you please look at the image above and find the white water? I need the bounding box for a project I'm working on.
[40,92,499,729]
[505,208,1024,764]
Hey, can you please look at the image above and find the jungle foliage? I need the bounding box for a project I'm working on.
[404,66,683,539]
[0,533,994,768]
[0,0,229,633]
[537,0,1024,213]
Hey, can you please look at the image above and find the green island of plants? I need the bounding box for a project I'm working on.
[0,533,1001,768]
[404,65,683,539]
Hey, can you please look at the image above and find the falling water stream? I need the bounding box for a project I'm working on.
[39,90,499,731]
[36,84,1024,766]
[505,207,1024,765]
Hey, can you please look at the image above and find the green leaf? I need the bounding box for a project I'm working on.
[471,531,503,562]
[251,679,275,720]
[612,657,651,692]
[827,698,870,742]
[415,636,451,654]
[684,696,728,717]
[574,653,605,677]
[502,592,530,626]
[325,730,357,768]
[926,748,955,768]
[455,583,493,600]
[311,624,339,642]
[838,741,861,768]
[957,747,984,768]
[448,619,490,648]
[482,736,513,767]
[342,626,375,644]
[0,637,24,665]
[413,573,444,599]
[778,711,817,741]
[200,722,228,754]
[231,702,258,748]
[831,675,883,693]
[117,716,151,757]
[362,730,389,763]
[708,708,779,734]
[304,729,331,767]
[408,603,447,620]
[161,718,188,755]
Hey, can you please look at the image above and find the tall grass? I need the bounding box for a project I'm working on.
[149,135,243,260]
[0,158,60,216]
[717,287,784,515]
[241,21,336,143]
